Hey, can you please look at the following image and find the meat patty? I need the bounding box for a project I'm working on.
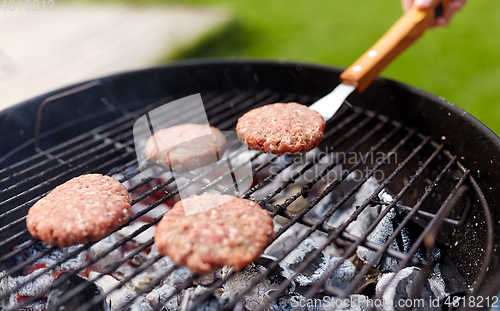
[27,174,131,248]
[145,124,227,173]
[236,102,325,155]
[154,193,275,274]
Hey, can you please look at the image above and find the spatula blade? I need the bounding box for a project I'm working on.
[309,83,356,121]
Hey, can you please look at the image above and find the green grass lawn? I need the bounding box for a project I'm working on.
[77,0,500,134]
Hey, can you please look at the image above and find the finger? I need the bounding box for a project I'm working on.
[414,0,438,9]
[434,17,448,27]
[401,0,413,12]
[440,1,465,24]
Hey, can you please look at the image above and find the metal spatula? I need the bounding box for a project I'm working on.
[310,0,451,120]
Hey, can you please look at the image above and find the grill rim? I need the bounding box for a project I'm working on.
[2,58,500,165]
[0,59,499,307]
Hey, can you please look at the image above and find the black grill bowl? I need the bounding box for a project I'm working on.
[0,59,499,310]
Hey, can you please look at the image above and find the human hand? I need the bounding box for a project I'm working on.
[401,0,466,26]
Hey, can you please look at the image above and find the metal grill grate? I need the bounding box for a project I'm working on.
[0,88,493,311]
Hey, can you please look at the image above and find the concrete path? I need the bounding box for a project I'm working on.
[0,3,231,109]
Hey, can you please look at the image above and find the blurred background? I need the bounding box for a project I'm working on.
[2,0,499,133]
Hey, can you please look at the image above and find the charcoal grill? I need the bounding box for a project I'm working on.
[0,60,499,310]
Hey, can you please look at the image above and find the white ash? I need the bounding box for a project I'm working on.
[278,238,355,290]
[116,221,156,245]
[181,285,223,311]
[316,176,406,273]
[130,201,169,220]
[15,272,53,298]
[219,290,245,311]
[124,251,149,267]
[89,235,123,272]
[151,246,193,288]
[355,207,400,272]
[145,283,178,310]
[128,299,154,311]
[327,258,356,290]
[412,248,448,301]
[15,241,87,273]
[18,300,47,311]
[38,245,88,272]
[345,177,386,235]
[130,301,156,311]
[0,270,55,311]
[428,264,448,301]
[264,223,308,259]
[90,272,152,311]
[114,263,136,281]
[127,269,158,292]
[0,272,17,310]
[126,257,189,291]
[326,177,381,230]
[111,245,190,290]
[306,193,334,221]
[193,270,222,286]
[309,230,341,258]
[400,227,412,256]
[376,267,439,311]
[278,239,329,287]
[161,266,190,288]
[222,263,287,311]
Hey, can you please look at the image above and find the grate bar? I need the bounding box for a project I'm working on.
[243,110,362,200]
[9,221,164,310]
[0,229,31,253]
[221,126,416,311]
[36,239,156,311]
[183,115,396,311]
[265,115,376,207]
[272,207,415,263]
[76,256,196,311]
[0,138,135,211]
[340,151,457,296]
[269,118,389,243]
[0,238,36,263]
[0,89,484,311]
[0,90,250,185]
[0,149,136,232]
[250,131,429,311]
[370,182,473,309]
[9,122,287,308]
[0,90,224,176]
[302,138,443,300]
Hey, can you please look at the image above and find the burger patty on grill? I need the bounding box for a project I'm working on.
[236,102,325,155]
[154,193,275,274]
[26,174,131,247]
[145,124,227,173]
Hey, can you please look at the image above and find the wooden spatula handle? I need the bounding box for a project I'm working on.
[339,0,451,92]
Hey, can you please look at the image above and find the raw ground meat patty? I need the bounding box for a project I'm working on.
[154,193,275,274]
[236,102,326,155]
[144,124,227,173]
[27,174,131,248]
